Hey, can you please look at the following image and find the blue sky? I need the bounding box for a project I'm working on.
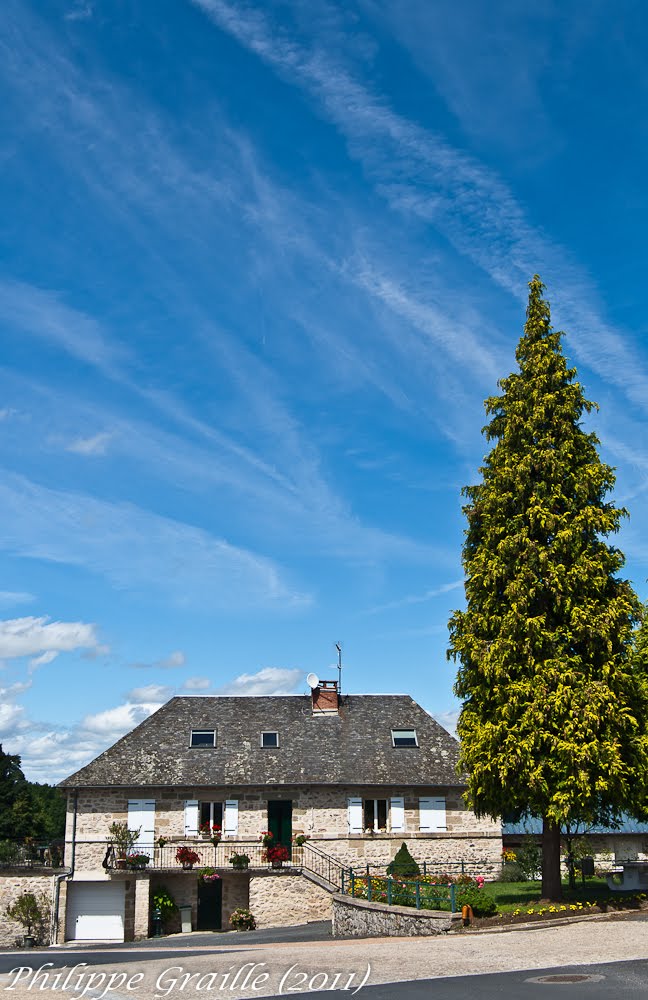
[1,0,648,782]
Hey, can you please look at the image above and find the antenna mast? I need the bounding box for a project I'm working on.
[335,642,342,695]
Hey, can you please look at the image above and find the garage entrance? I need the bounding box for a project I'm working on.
[66,881,125,941]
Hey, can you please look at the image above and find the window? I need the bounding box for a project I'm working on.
[391,728,418,747]
[261,731,279,748]
[190,730,216,747]
[364,799,387,832]
[200,801,223,829]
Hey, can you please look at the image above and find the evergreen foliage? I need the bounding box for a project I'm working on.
[0,744,65,842]
[387,841,420,877]
[448,276,648,898]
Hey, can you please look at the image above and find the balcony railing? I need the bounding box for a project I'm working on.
[0,840,66,870]
[104,841,304,872]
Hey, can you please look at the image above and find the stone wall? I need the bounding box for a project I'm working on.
[331,894,460,937]
[248,871,332,928]
[0,873,55,948]
[221,873,250,929]
[67,784,501,874]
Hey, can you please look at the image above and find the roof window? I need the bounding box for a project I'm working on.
[190,730,216,747]
[392,728,418,748]
[261,731,279,748]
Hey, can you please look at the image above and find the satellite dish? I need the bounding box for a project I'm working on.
[306,672,320,689]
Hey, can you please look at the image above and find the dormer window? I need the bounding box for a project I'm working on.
[261,731,279,748]
[392,729,418,748]
[190,730,216,747]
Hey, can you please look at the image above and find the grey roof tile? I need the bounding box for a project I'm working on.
[59,695,463,788]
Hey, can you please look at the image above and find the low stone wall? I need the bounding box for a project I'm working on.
[248,871,332,928]
[0,872,57,948]
[331,894,460,938]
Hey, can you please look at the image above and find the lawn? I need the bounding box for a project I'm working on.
[486,879,636,913]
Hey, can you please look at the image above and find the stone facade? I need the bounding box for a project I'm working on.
[248,871,332,928]
[0,873,55,948]
[331,894,460,937]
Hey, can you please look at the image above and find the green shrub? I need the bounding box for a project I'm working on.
[455,884,497,917]
[498,861,525,882]
[151,886,177,925]
[387,842,420,877]
[516,839,541,880]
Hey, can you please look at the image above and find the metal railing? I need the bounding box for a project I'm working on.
[344,858,490,879]
[104,840,301,872]
[300,842,347,891]
[0,840,66,870]
[342,872,457,911]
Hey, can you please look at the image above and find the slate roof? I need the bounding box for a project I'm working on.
[60,694,462,788]
[503,815,648,836]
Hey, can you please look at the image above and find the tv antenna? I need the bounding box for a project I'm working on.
[335,642,342,694]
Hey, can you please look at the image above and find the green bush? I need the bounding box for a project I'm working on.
[455,884,497,917]
[151,886,177,925]
[387,842,420,877]
[498,861,526,882]
[516,840,541,881]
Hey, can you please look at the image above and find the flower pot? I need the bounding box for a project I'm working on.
[23,935,35,949]
[115,858,127,870]
[271,860,283,869]
[233,862,249,871]
[182,863,194,870]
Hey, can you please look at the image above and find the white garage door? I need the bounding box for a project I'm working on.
[66,882,126,941]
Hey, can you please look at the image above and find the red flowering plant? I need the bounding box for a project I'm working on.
[259,830,274,847]
[176,846,201,867]
[265,844,290,864]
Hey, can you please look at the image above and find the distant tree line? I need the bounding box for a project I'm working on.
[0,744,65,842]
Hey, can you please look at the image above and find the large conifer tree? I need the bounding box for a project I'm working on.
[448,276,648,899]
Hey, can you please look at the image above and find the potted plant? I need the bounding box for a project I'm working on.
[210,824,222,846]
[229,907,256,931]
[157,836,168,848]
[259,830,274,847]
[6,891,47,948]
[197,866,221,883]
[176,846,201,870]
[108,821,140,869]
[293,834,309,847]
[126,852,150,870]
[151,885,177,934]
[229,852,251,870]
[199,822,213,839]
[265,844,290,868]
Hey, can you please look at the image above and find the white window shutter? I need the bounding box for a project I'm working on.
[224,800,238,835]
[127,800,143,847]
[390,796,405,832]
[347,797,363,834]
[137,800,155,852]
[419,796,446,832]
[184,799,199,836]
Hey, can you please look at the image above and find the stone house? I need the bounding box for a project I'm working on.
[56,682,501,941]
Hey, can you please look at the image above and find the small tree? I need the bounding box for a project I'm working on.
[387,842,420,877]
[6,891,49,942]
[449,276,648,899]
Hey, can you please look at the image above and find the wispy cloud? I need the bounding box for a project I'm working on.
[192,0,648,410]
[132,650,186,670]
[66,431,113,455]
[365,579,464,615]
[0,591,35,608]
[0,472,310,611]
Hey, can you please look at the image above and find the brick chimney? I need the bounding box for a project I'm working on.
[311,679,339,714]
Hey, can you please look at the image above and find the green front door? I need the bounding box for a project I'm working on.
[267,799,292,858]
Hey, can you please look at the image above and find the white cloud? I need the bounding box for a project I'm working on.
[132,650,186,670]
[0,616,99,660]
[217,666,302,696]
[29,650,59,670]
[126,684,173,703]
[0,591,35,608]
[66,431,113,455]
[82,700,163,738]
[365,579,464,615]
[183,676,211,691]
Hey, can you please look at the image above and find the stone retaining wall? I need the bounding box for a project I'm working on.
[0,872,56,948]
[248,871,332,928]
[331,893,460,937]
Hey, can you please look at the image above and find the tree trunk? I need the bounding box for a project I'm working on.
[541,817,562,899]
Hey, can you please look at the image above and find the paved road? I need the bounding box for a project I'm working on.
[1,914,647,998]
